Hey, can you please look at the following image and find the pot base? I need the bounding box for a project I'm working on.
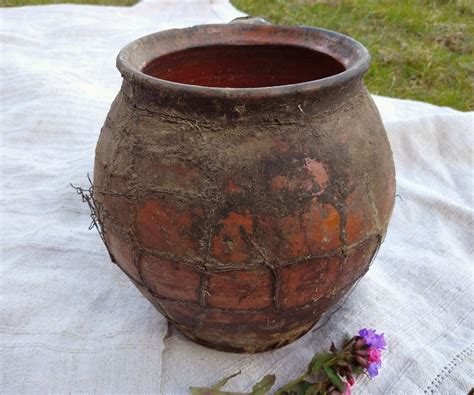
[172,320,319,354]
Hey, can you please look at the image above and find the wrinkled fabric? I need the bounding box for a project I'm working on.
[1,1,472,393]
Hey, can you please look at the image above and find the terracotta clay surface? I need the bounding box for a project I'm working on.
[94,23,395,353]
[143,45,345,88]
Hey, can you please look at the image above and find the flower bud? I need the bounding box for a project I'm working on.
[347,374,355,386]
[354,338,366,349]
[355,349,369,357]
[355,355,368,367]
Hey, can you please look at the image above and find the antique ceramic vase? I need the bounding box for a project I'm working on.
[94,21,395,353]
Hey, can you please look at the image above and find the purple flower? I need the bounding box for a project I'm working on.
[367,361,382,378]
[358,328,386,351]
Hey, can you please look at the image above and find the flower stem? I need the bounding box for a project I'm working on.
[273,339,357,394]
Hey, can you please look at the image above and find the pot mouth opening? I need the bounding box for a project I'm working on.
[117,24,370,98]
[141,44,346,88]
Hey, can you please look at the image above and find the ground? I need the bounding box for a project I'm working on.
[1,0,472,111]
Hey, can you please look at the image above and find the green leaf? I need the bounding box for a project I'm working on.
[189,387,247,395]
[308,352,333,375]
[189,388,229,395]
[190,372,246,395]
[213,372,242,390]
[189,388,215,395]
[322,367,344,392]
[281,380,314,395]
[251,375,275,395]
[304,382,323,395]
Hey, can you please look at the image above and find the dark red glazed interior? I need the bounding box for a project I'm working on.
[142,45,346,88]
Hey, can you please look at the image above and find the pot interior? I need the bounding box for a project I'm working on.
[142,45,346,88]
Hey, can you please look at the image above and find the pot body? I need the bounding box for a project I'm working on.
[94,24,395,353]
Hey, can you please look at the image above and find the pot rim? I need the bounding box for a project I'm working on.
[117,23,370,99]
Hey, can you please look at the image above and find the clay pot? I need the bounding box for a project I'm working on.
[94,21,395,353]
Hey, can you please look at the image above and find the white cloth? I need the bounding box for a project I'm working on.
[1,1,472,394]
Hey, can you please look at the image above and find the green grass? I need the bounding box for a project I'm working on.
[0,0,135,5]
[232,0,473,111]
[2,0,472,110]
